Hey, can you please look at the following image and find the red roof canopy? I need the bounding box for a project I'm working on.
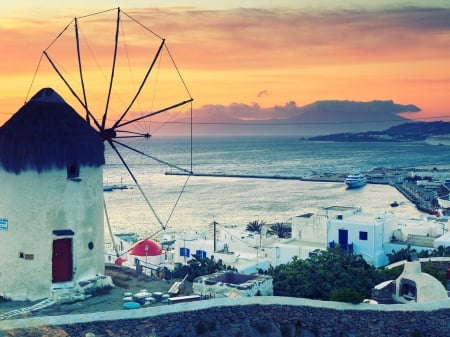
[129,239,162,256]
[114,256,128,265]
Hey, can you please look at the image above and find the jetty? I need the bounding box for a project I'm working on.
[166,166,448,215]
[166,169,390,184]
[166,171,304,181]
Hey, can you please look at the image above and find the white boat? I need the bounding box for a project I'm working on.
[103,177,128,192]
[345,172,367,189]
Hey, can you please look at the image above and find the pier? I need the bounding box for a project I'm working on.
[166,171,305,181]
[165,170,392,184]
[166,167,446,215]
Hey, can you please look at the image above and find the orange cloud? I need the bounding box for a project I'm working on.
[1,5,450,126]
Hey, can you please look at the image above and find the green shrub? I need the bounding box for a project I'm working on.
[422,261,446,286]
[330,288,364,304]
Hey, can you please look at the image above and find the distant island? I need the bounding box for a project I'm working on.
[307,121,450,142]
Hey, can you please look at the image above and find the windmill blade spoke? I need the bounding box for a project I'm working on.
[112,138,192,174]
[114,135,151,139]
[75,18,90,124]
[102,8,121,130]
[113,38,166,129]
[115,130,151,138]
[104,198,119,257]
[116,98,194,129]
[43,51,102,131]
[107,140,166,230]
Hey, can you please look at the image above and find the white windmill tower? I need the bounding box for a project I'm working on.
[0,87,112,301]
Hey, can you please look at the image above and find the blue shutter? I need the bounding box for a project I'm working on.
[196,250,207,258]
[180,247,191,257]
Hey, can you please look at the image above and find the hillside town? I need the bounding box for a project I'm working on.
[101,166,450,305]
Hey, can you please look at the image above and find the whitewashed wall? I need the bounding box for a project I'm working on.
[0,166,104,300]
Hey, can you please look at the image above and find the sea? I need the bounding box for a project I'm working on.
[103,136,450,240]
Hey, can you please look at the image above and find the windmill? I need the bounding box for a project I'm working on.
[28,7,194,236]
[0,7,194,300]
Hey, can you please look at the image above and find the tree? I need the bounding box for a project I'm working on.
[246,220,266,234]
[386,246,413,264]
[175,254,236,282]
[268,222,291,238]
[422,260,447,286]
[330,288,365,304]
[268,246,391,301]
[388,245,450,263]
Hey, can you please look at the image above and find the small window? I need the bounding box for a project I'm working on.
[359,231,368,240]
[195,250,207,259]
[180,247,190,257]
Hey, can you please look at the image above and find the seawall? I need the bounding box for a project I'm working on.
[166,170,442,215]
[1,296,450,337]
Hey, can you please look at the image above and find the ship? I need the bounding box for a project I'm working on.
[345,171,367,189]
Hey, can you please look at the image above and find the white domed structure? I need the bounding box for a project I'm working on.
[129,238,165,266]
[392,253,448,304]
[0,88,111,301]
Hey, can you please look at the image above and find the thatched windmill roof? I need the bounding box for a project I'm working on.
[0,88,104,174]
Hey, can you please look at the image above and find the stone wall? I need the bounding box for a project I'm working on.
[1,297,450,337]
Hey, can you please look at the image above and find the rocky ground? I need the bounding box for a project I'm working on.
[0,264,192,320]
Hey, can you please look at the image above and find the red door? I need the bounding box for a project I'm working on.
[52,238,73,282]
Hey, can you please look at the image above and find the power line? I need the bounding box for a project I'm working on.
[112,115,450,127]
[1,111,449,126]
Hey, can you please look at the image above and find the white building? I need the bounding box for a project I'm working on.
[326,207,397,267]
[154,207,449,271]
[162,226,275,274]
[192,271,273,298]
[287,206,449,268]
[168,231,224,265]
[0,88,111,301]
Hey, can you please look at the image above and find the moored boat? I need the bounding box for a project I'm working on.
[345,171,367,189]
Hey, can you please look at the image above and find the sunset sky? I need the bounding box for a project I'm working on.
[1,0,450,127]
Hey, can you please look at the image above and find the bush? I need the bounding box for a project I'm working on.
[330,288,364,304]
[422,261,446,286]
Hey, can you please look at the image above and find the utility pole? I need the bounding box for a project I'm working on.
[212,221,217,252]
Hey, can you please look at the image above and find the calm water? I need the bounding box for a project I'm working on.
[103,136,450,238]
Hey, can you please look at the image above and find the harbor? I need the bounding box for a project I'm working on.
[167,166,450,216]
